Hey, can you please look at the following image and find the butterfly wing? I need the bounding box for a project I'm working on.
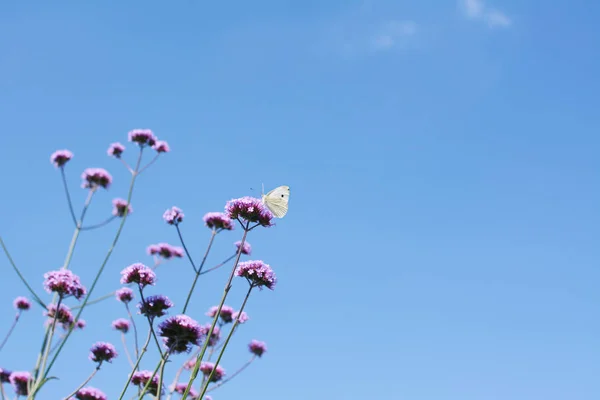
[263,185,290,218]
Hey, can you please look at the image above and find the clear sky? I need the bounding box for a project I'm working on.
[0,1,599,399]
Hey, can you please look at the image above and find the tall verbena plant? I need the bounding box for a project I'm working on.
[0,129,276,400]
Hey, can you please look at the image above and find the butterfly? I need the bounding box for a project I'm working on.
[261,184,290,218]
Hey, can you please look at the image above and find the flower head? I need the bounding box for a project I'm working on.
[75,386,107,400]
[199,362,225,382]
[225,197,273,227]
[199,324,221,346]
[163,206,184,225]
[249,340,267,357]
[153,140,170,153]
[147,243,184,259]
[63,318,86,331]
[120,263,156,287]
[112,318,130,334]
[43,269,87,300]
[158,315,202,354]
[13,296,31,311]
[81,168,112,190]
[235,240,252,255]
[0,368,12,383]
[115,287,134,303]
[203,212,234,231]
[138,295,173,318]
[172,383,198,399]
[112,198,132,217]
[9,371,32,396]
[128,129,157,147]
[45,304,74,325]
[235,260,277,290]
[107,142,125,158]
[89,342,118,364]
[205,305,234,324]
[50,150,73,168]
[131,370,159,396]
[233,311,249,324]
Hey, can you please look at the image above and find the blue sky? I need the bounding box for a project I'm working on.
[1,0,599,399]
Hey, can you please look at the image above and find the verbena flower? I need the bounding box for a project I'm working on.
[158,315,202,354]
[235,240,252,255]
[112,318,130,333]
[89,342,117,364]
[115,287,134,303]
[112,198,132,217]
[43,269,87,300]
[225,197,273,227]
[50,149,73,168]
[138,295,173,318]
[249,340,267,357]
[62,318,86,331]
[233,311,249,324]
[107,142,125,158]
[13,296,31,311]
[76,319,86,329]
[45,304,74,325]
[0,368,11,383]
[9,371,32,396]
[128,129,157,147]
[74,386,107,400]
[199,362,225,382]
[203,212,234,231]
[147,243,184,259]
[81,168,112,190]
[172,383,198,399]
[199,324,221,346]
[235,260,277,290]
[120,263,156,287]
[163,206,184,225]
[183,360,196,370]
[205,305,234,324]
[131,370,159,396]
[153,140,170,153]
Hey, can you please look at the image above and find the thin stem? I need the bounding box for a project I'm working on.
[125,303,140,361]
[34,297,63,395]
[138,356,163,399]
[119,157,134,174]
[175,224,198,273]
[181,230,217,314]
[197,284,254,399]
[0,237,46,308]
[61,366,100,400]
[180,222,250,400]
[60,167,78,227]
[156,350,172,400]
[137,153,160,175]
[199,254,236,276]
[166,348,201,400]
[138,288,164,358]
[207,355,256,393]
[117,329,153,400]
[80,215,118,231]
[71,291,116,309]
[121,333,135,369]
[0,312,20,353]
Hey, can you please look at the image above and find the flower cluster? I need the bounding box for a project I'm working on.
[163,206,184,225]
[50,149,73,168]
[206,305,234,323]
[0,368,11,383]
[13,296,31,311]
[203,212,234,230]
[249,340,267,357]
[172,383,199,399]
[158,315,202,354]
[233,311,249,324]
[9,371,32,396]
[45,304,74,325]
[81,168,112,190]
[153,140,170,153]
[128,129,157,147]
[89,342,118,364]
[131,370,159,396]
[74,387,107,400]
[115,287,134,303]
[147,243,184,259]
[112,318,130,333]
[120,263,156,287]
[199,323,221,346]
[225,197,273,227]
[107,142,125,158]
[138,295,173,318]
[199,362,226,382]
[112,198,132,217]
[43,269,87,300]
[235,240,252,255]
[235,260,277,290]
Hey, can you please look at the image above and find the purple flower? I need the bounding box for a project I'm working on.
[9,371,31,396]
[120,263,156,287]
[77,319,87,329]
[45,304,74,325]
[112,198,132,217]
[43,269,87,300]
[89,342,118,364]
[128,129,157,147]
[158,315,202,354]
[199,324,221,346]
[50,149,73,168]
[205,305,234,324]
[131,370,159,396]
[153,140,170,153]
[235,260,277,290]
[116,287,134,303]
[138,295,173,318]
[13,296,31,311]
[147,243,184,259]
[199,362,225,382]
[75,386,107,400]
[81,168,112,190]
[172,383,198,398]
[233,311,249,324]
[107,142,125,158]
[112,318,130,333]
[163,206,184,225]
[249,340,267,357]
[235,240,252,255]
[0,368,11,383]
[225,196,273,227]
[63,318,87,331]
[203,212,234,231]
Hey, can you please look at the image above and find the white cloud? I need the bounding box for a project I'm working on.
[460,0,512,28]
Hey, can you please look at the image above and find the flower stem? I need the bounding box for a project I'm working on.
[137,153,160,175]
[166,348,201,400]
[0,237,46,308]
[175,224,198,273]
[180,222,250,400]
[61,366,100,400]
[181,229,217,314]
[71,290,116,309]
[206,355,256,393]
[125,303,140,361]
[32,297,63,396]
[199,253,236,276]
[121,333,135,369]
[117,329,153,400]
[156,350,172,400]
[60,166,78,227]
[0,312,21,353]
[80,215,118,231]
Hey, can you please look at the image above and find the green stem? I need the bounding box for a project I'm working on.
[121,333,135,369]
[60,166,78,227]
[181,229,217,314]
[199,253,236,276]
[156,350,172,400]
[206,355,256,393]
[32,297,63,397]
[117,329,153,400]
[0,312,20,353]
[80,215,118,231]
[125,303,140,361]
[61,366,100,400]
[0,237,46,308]
[71,291,116,309]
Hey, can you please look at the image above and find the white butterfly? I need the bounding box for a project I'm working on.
[261,184,290,218]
